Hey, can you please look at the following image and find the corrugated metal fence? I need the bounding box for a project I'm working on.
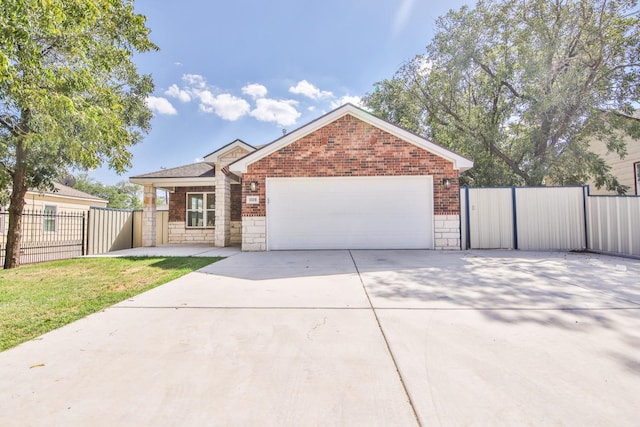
[587,196,640,256]
[86,207,135,255]
[87,207,168,255]
[462,186,640,257]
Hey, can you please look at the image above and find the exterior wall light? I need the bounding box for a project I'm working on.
[249,181,259,192]
[442,178,452,190]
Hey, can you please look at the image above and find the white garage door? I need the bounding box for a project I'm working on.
[266,176,434,250]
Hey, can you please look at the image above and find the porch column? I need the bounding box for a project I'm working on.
[214,170,231,247]
[142,184,156,247]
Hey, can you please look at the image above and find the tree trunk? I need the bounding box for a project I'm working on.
[4,147,28,269]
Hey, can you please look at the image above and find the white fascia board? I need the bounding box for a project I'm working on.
[228,104,473,173]
[204,140,256,164]
[25,190,107,204]
[129,177,215,188]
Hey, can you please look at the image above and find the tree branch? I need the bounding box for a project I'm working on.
[471,56,527,100]
[0,116,19,137]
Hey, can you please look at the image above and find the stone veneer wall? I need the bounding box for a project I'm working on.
[168,222,215,244]
[434,214,460,250]
[241,114,461,251]
[242,217,266,251]
[142,184,156,247]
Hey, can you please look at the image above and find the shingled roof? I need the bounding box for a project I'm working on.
[54,182,107,201]
[27,182,107,202]
[130,162,215,179]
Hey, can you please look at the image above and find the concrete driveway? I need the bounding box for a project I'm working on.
[1,250,639,426]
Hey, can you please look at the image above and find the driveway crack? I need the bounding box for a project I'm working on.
[348,250,422,427]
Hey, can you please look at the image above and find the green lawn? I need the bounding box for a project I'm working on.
[0,256,220,351]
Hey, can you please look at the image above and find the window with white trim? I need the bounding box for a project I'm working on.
[43,204,57,232]
[635,162,640,195]
[186,193,215,228]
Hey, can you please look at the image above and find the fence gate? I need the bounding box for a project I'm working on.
[461,186,587,251]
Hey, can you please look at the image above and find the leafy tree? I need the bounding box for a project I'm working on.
[364,0,640,190]
[72,173,142,209]
[0,0,156,268]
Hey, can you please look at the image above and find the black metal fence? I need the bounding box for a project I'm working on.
[0,210,87,267]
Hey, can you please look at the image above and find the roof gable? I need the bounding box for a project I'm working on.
[203,139,255,164]
[228,104,473,174]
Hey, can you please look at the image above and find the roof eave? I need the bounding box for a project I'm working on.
[129,177,215,187]
[25,190,108,204]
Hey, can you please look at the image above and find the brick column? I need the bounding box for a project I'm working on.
[142,184,157,247]
[214,170,231,247]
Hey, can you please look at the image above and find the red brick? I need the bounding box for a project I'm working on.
[242,115,460,217]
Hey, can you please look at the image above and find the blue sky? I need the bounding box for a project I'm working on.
[92,0,473,184]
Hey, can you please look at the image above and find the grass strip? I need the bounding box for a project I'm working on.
[0,256,220,351]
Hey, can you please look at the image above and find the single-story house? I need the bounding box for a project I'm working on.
[130,103,473,251]
[1,182,107,238]
[23,182,108,213]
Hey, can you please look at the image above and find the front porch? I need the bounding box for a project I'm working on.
[131,139,255,249]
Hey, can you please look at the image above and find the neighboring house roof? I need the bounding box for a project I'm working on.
[130,162,216,187]
[229,103,474,174]
[27,182,107,203]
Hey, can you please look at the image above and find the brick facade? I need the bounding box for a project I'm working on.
[242,114,460,218]
[231,183,241,221]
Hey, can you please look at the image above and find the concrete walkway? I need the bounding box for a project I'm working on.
[1,250,639,426]
[90,244,242,258]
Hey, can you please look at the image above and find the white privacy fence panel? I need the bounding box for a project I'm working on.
[465,188,513,249]
[587,196,640,257]
[515,187,586,250]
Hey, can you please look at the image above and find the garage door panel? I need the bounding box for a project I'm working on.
[266,176,433,250]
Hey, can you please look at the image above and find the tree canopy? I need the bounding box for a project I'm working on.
[0,0,157,268]
[72,173,142,209]
[364,0,640,191]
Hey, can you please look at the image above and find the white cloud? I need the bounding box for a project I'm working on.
[330,95,363,109]
[393,0,416,36]
[242,83,268,99]
[194,157,204,163]
[174,62,183,67]
[146,96,177,115]
[250,99,301,127]
[165,84,192,103]
[289,80,333,100]
[182,74,207,90]
[199,92,250,121]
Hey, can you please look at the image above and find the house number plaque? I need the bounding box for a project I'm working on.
[246,196,259,204]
